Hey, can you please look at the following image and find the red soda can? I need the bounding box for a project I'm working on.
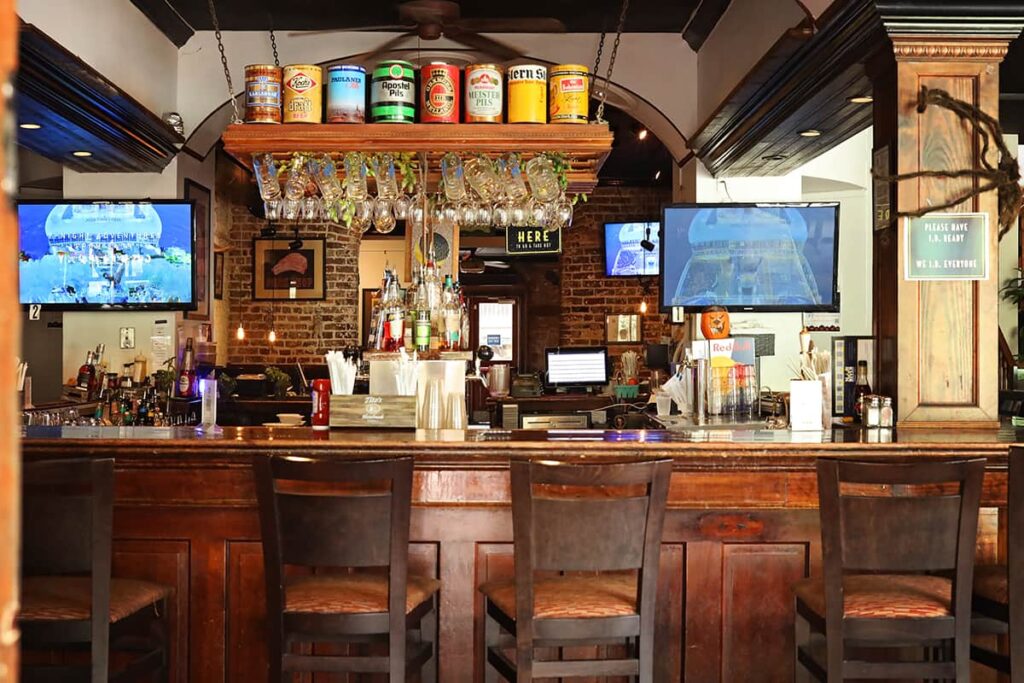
[420,62,460,123]
[311,379,331,431]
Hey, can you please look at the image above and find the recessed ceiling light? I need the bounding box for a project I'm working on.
[762,154,787,161]
[848,95,873,104]
[19,123,41,130]
[72,151,92,157]
[638,128,648,140]
[799,129,822,138]
[654,169,661,180]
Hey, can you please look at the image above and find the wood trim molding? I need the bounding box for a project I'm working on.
[891,37,1011,62]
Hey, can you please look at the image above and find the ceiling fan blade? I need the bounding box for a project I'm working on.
[353,31,418,64]
[286,25,410,38]
[444,30,523,60]
[453,17,567,33]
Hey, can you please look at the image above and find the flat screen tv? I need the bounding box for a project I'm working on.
[660,203,840,313]
[18,200,196,310]
[603,221,660,276]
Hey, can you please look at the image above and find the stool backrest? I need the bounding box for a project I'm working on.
[22,457,113,578]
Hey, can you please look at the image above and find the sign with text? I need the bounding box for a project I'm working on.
[505,226,561,255]
[904,212,988,281]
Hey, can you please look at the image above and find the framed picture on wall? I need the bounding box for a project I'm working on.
[213,251,224,300]
[184,179,211,320]
[252,238,326,301]
[406,219,459,280]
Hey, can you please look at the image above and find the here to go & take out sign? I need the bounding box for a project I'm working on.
[904,212,988,281]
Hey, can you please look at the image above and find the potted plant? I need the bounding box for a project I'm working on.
[264,366,291,398]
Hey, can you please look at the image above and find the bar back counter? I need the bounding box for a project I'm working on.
[21,425,1019,682]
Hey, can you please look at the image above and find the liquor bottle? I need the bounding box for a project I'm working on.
[853,360,871,424]
[76,350,96,395]
[413,278,432,353]
[404,268,419,350]
[381,275,406,352]
[137,390,150,426]
[93,343,107,376]
[422,261,443,349]
[457,283,470,351]
[440,276,462,351]
[179,338,196,398]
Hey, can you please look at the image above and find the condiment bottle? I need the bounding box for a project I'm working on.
[865,396,881,428]
[880,397,894,428]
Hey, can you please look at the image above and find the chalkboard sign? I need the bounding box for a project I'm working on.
[505,226,561,255]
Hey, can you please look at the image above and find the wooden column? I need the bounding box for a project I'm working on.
[0,0,19,677]
[873,23,1017,428]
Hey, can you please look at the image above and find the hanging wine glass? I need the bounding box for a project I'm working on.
[301,196,320,222]
[394,194,412,220]
[493,202,511,229]
[374,198,397,234]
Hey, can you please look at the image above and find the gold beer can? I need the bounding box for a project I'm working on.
[244,64,282,123]
[549,64,589,124]
[507,64,547,123]
[283,64,323,124]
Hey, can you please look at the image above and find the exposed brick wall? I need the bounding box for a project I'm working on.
[222,159,360,364]
[560,185,673,355]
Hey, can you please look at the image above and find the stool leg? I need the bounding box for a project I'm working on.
[484,603,499,683]
[793,604,810,683]
[421,597,437,683]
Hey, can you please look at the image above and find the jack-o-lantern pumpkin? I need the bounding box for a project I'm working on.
[700,306,730,339]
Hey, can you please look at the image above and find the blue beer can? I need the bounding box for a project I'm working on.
[326,65,366,123]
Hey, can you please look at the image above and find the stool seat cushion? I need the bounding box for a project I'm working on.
[795,574,952,619]
[20,576,171,623]
[973,564,1008,604]
[480,573,638,620]
[285,574,440,615]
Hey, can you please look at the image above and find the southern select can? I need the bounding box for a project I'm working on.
[549,64,590,124]
[507,64,547,123]
[311,378,331,431]
[465,64,503,123]
[420,62,460,123]
[371,60,416,123]
[282,64,323,123]
[326,64,366,123]
[244,64,282,123]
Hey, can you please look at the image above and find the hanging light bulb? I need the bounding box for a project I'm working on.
[640,299,648,314]
[236,323,245,341]
[268,329,277,343]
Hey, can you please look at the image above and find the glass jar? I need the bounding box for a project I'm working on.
[865,396,881,428]
[880,397,894,428]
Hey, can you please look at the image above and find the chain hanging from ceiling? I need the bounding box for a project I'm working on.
[592,0,631,124]
[207,0,241,124]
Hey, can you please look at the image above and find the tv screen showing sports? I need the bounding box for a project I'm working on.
[604,221,659,276]
[18,201,195,309]
[660,203,839,313]
[545,347,609,387]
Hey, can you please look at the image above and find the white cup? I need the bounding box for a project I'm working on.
[655,393,673,417]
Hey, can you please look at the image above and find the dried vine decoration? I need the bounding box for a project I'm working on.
[875,86,1023,239]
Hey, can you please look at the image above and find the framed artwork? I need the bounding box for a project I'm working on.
[213,251,224,300]
[252,238,326,301]
[606,314,640,344]
[407,219,459,280]
[184,179,210,320]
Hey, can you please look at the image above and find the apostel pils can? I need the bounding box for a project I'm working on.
[507,64,547,123]
[371,60,416,123]
[282,64,323,123]
[464,64,503,123]
[326,64,366,123]
[244,64,282,123]
[549,64,589,124]
[420,62,460,123]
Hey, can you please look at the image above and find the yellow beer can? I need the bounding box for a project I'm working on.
[282,64,323,123]
[549,64,589,124]
[507,64,547,123]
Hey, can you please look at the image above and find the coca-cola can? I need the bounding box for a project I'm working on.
[311,379,331,430]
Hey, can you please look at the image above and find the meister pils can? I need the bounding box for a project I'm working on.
[465,64,503,123]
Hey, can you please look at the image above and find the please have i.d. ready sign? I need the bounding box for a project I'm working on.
[904,212,988,281]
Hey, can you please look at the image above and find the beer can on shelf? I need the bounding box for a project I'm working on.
[326,64,366,123]
[549,64,589,124]
[244,64,282,123]
[507,64,547,123]
[420,62,460,123]
[465,64,503,123]
[283,64,323,123]
[371,60,416,123]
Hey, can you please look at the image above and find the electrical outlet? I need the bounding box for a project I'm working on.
[119,327,136,349]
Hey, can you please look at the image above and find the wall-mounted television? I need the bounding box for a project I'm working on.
[18,200,196,310]
[603,221,660,277]
[660,203,839,313]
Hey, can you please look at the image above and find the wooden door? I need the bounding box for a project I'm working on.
[0,0,20,677]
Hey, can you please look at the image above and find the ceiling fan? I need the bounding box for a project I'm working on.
[288,0,566,62]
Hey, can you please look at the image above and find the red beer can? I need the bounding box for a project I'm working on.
[311,379,331,431]
[420,62,460,123]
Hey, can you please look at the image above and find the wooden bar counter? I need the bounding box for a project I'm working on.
[21,425,1021,682]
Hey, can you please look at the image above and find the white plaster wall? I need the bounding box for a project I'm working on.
[17,0,179,116]
[697,0,807,126]
[998,135,1021,355]
[357,238,408,345]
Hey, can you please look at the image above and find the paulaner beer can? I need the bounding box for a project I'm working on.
[371,60,416,123]
[244,64,282,123]
[283,64,323,123]
[326,64,366,123]
[420,62,460,123]
[465,64,503,122]
[507,64,547,123]
[549,64,589,124]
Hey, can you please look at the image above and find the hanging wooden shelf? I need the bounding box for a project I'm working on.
[220,122,614,194]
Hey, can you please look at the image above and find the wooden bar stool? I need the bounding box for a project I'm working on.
[20,457,171,682]
[479,458,671,681]
[793,457,985,681]
[971,444,1023,680]
[253,455,438,682]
